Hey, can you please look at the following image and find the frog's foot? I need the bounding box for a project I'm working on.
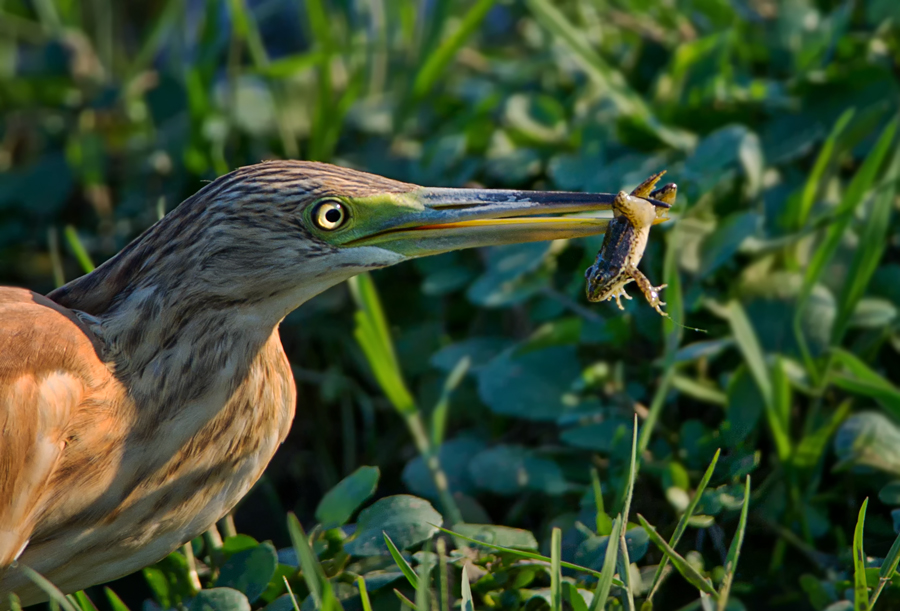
[650,183,678,206]
[611,286,632,310]
[630,171,666,199]
[630,268,668,316]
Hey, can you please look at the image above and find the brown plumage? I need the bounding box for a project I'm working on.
[0,160,646,605]
[1,161,416,605]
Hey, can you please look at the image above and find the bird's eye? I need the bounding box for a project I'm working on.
[312,200,347,231]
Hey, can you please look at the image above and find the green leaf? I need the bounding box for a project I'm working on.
[222,535,260,557]
[853,499,870,611]
[344,495,443,557]
[638,515,718,597]
[189,589,251,611]
[468,445,567,495]
[575,527,650,568]
[214,543,279,603]
[402,437,485,500]
[563,583,590,611]
[835,412,900,476]
[478,332,575,379]
[142,552,194,608]
[315,466,380,530]
[561,419,633,453]
[383,533,419,591]
[717,476,751,610]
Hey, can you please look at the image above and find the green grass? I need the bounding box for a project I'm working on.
[2,0,900,609]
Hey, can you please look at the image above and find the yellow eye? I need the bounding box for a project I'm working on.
[312,200,347,230]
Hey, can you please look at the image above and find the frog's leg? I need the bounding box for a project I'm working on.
[628,267,668,316]
[630,171,666,199]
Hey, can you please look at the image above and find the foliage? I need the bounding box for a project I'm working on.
[3,0,900,609]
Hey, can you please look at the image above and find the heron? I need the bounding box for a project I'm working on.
[0,160,671,606]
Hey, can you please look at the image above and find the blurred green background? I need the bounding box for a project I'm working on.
[3,0,900,609]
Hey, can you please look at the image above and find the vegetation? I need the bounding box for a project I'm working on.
[2,0,900,609]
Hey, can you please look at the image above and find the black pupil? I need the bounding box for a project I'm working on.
[324,207,342,224]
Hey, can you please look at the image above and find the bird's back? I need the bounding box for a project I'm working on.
[0,288,296,606]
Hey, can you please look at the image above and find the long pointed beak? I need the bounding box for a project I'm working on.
[348,186,671,258]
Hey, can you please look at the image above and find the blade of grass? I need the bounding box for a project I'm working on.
[717,476,751,610]
[19,566,81,611]
[829,348,900,416]
[283,577,301,611]
[64,225,95,273]
[48,227,65,287]
[637,515,718,598]
[647,449,721,601]
[832,182,896,346]
[725,300,791,462]
[69,593,94,611]
[394,589,416,609]
[349,273,416,415]
[349,273,462,526]
[287,513,323,607]
[412,0,497,98]
[460,565,474,611]
[794,118,897,380]
[8,593,22,611]
[551,527,562,611]
[228,0,297,158]
[853,498,871,611]
[103,589,130,611]
[523,0,637,115]
[357,577,373,611]
[591,468,612,535]
[725,300,772,406]
[870,530,900,607]
[793,108,855,229]
[617,415,639,520]
[431,356,470,447]
[414,543,431,611]
[588,516,623,611]
[437,538,450,611]
[617,530,635,611]
[435,526,623,585]
[384,532,419,591]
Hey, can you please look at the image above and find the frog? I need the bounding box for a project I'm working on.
[585,171,676,316]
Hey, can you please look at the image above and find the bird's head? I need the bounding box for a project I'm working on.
[50,161,670,323]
